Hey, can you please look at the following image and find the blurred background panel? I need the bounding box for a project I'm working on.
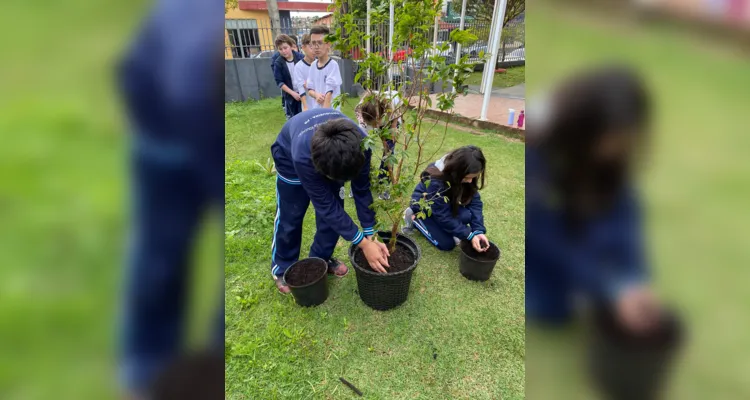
[0,1,223,398]
[527,0,750,399]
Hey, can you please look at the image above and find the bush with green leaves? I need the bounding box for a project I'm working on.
[329,0,482,252]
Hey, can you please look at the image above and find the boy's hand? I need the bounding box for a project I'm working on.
[358,238,389,273]
[292,92,301,102]
[316,93,326,104]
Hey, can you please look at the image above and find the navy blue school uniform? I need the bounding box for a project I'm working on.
[270,108,377,279]
[117,0,223,394]
[409,160,486,251]
[271,50,305,115]
[525,147,647,324]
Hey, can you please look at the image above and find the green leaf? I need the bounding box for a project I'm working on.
[424,179,430,189]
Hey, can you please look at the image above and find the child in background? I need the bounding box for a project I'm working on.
[273,34,304,119]
[305,25,342,111]
[293,34,316,112]
[404,146,490,252]
[272,36,303,110]
[353,90,402,199]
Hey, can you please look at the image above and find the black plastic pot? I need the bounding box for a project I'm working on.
[458,240,501,281]
[283,257,329,307]
[349,231,421,311]
[587,306,684,400]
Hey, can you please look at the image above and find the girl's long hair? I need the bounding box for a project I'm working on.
[532,65,650,229]
[424,146,486,216]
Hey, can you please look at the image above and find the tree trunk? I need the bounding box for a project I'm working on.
[389,221,399,254]
[266,0,281,38]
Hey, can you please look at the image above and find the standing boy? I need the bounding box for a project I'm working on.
[273,34,304,119]
[293,34,316,112]
[305,25,343,111]
[270,108,391,294]
[272,36,303,110]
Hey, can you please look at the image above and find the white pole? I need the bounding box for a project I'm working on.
[480,0,499,94]
[453,0,468,93]
[366,0,372,55]
[433,0,439,48]
[480,0,507,121]
[388,0,395,84]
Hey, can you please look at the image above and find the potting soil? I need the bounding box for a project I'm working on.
[354,242,415,274]
[460,240,500,261]
[285,259,327,286]
[593,309,681,350]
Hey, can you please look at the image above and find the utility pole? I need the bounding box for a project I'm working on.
[266,0,281,38]
[480,0,507,121]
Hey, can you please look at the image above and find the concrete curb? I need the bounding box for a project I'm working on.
[411,106,526,142]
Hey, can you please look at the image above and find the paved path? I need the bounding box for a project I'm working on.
[467,83,525,99]
[418,83,526,129]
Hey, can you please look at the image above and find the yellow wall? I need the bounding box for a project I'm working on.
[225,8,275,59]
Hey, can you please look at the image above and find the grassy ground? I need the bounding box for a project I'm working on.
[0,2,222,398]
[465,66,525,88]
[526,3,750,400]
[225,98,525,399]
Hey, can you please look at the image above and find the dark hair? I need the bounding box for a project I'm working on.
[536,65,650,226]
[424,146,486,216]
[289,35,298,46]
[301,33,311,46]
[310,25,330,36]
[311,119,366,181]
[274,34,295,49]
[359,92,390,127]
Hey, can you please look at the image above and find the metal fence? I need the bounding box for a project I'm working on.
[225,17,524,63]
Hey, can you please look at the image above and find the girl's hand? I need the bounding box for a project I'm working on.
[472,234,490,252]
[316,93,326,104]
[616,284,661,334]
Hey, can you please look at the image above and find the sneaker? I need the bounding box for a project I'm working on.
[327,258,349,277]
[273,276,290,294]
[453,236,461,246]
[401,207,415,235]
[378,191,391,200]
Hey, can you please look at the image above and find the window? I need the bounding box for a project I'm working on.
[226,19,261,58]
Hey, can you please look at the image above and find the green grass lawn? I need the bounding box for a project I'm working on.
[526,3,750,400]
[225,99,525,399]
[465,66,525,88]
[0,2,223,398]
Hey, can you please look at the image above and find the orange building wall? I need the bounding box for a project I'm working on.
[225,8,274,59]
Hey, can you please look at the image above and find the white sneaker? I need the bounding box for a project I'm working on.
[453,237,461,246]
[402,208,415,235]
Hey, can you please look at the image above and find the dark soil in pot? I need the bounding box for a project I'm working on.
[458,240,501,281]
[587,306,683,400]
[353,241,416,273]
[283,258,328,307]
[350,232,421,311]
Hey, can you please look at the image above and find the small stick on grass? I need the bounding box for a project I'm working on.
[339,377,363,396]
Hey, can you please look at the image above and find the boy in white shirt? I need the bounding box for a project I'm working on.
[293,34,316,111]
[305,25,343,111]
